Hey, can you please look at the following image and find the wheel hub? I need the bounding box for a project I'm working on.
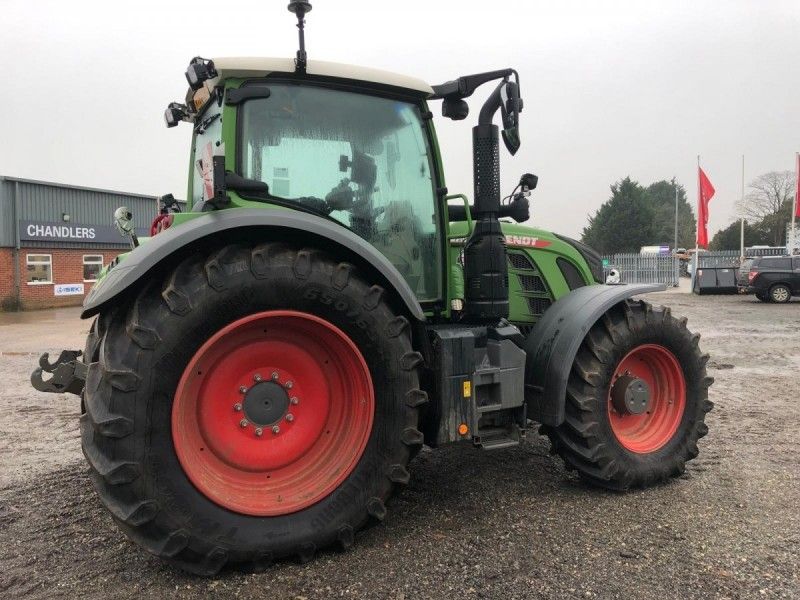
[611,374,651,415]
[606,344,687,454]
[242,381,289,425]
[172,310,375,516]
[773,287,789,301]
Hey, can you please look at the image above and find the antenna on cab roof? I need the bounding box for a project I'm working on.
[288,1,312,73]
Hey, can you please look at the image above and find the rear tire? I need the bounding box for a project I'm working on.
[80,243,426,574]
[543,300,713,490]
[769,284,791,303]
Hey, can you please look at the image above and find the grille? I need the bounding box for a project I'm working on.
[554,234,604,283]
[527,297,552,315]
[557,257,587,290]
[518,274,546,293]
[508,252,534,270]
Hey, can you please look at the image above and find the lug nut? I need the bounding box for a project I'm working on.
[284,381,293,389]
[239,419,248,428]
[255,427,263,437]
[233,403,243,412]
[271,372,279,381]
[254,373,263,382]
[239,386,247,394]
[285,413,294,422]
[290,397,299,405]
[272,425,280,434]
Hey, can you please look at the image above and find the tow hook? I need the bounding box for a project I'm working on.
[30,350,87,396]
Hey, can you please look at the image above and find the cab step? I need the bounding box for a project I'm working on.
[473,424,524,451]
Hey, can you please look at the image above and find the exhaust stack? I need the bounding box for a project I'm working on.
[463,122,508,320]
[432,69,522,322]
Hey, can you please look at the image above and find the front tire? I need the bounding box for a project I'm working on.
[543,300,713,490]
[80,243,426,574]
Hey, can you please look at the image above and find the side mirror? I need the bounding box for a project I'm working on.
[502,127,520,156]
[500,81,521,155]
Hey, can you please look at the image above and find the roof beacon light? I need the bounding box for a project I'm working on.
[287,1,312,73]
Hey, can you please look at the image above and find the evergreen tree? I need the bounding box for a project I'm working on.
[581,177,656,254]
[644,180,696,249]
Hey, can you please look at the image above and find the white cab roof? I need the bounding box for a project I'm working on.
[209,57,434,95]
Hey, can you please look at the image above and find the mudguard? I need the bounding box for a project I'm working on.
[523,283,666,426]
[81,208,425,321]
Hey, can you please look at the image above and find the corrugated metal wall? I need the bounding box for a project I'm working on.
[0,176,183,248]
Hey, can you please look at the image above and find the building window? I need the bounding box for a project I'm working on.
[26,254,53,284]
[83,255,104,281]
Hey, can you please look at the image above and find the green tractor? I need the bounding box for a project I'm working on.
[32,2,712,575]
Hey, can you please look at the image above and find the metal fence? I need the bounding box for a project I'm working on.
[696,250,740,268]
[601,247,789,289]
[693,247,786,270]
[602,254,680,286]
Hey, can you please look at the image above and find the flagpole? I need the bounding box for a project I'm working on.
[674,179,678,252]
[695,155,700,254]
[691,155,700,292]
[740,155,745,261]
[792,151,798,254]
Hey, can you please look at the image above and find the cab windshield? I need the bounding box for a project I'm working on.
[239,83,441,301]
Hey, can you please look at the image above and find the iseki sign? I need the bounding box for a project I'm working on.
[54,283,85,296]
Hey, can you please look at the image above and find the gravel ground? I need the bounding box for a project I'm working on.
[0,292,798,599]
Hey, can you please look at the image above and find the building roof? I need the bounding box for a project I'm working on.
[0,175,184,248]
[208,57,434,95]
[0,175,162,201]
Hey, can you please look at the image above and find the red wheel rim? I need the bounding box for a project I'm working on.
[607,344,686,454]
[172,310,374,516]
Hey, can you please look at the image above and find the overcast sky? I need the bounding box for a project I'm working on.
[2,0,798,239]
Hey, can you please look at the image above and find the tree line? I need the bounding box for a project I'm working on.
[580,171,794,253]
[708,171,795,250]
[581,178,696,254]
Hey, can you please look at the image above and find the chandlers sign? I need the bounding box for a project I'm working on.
[18,220,145,245]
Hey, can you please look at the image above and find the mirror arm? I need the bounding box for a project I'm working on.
[478,80,506,125]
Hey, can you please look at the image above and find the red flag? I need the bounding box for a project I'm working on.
[697,167,715,249]
[794,153,800,219]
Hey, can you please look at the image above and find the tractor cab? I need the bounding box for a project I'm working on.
[174,57,445,302]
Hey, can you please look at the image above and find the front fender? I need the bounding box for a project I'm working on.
[82,208,425,321]
[523,283,666,426]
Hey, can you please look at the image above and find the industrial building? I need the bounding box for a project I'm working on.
[0,176,168,310]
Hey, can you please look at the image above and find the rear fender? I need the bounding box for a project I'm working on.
[81,208,425,322]
[523,283,666,426]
